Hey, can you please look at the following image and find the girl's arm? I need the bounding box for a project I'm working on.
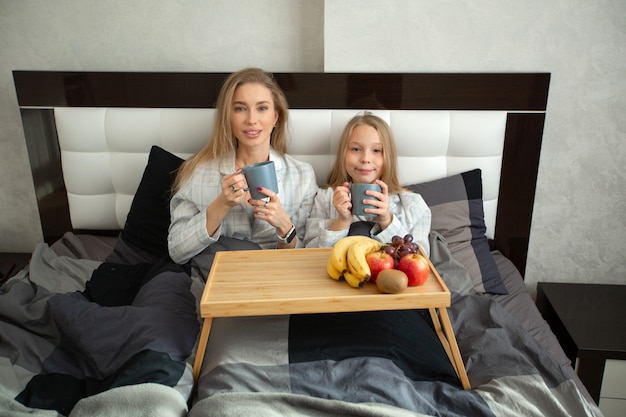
[304,187,351,248]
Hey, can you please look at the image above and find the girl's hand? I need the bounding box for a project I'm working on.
[221,169,248,207]
[250,187,293,238]
[333,182,353,221]
[366,179,392,230]
[327,182,353,232]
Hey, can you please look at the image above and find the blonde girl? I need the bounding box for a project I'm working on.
[304,112,431,254]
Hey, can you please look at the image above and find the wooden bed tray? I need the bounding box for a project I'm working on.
[192,247,471,390]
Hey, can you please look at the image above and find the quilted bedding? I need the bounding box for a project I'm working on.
[0,233,604,417]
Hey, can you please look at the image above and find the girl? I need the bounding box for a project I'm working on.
[304,112,431,255]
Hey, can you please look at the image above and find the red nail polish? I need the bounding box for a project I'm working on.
[257,187,263,191]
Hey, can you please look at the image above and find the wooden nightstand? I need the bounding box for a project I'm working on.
[536,282,626,416]
[0,252,31,284]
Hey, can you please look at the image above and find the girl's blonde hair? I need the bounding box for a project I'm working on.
[326,112,405,194]
[173,68,289,192]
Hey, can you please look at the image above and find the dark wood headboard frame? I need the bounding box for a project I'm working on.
[13,71,550,276]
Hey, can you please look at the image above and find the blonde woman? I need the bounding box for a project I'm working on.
[304,112,431,254]
[168,68,317,264]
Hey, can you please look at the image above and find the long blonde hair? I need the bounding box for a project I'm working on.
[326,112,405,194]
[173,68,289,192]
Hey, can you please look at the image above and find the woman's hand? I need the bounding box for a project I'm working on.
[205,169,248,237]
[221,169,248,207]
[250,187,293,241]
[366,179,392,230]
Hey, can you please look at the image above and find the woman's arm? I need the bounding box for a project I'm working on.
[285,160,318,248]
[168,192,216,264]
[253,154,319,249]
[168,163,241,264]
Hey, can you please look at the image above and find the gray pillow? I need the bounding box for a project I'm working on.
[408,169,507,295]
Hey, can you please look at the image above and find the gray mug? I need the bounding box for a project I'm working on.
[242,161,278,200]
[350,183,381,216]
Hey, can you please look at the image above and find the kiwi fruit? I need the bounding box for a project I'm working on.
[376,269,409,294]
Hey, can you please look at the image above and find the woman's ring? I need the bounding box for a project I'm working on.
[231,184,237,192]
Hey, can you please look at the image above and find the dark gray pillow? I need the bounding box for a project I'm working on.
[407,169,507,295]
[108,146,184,263]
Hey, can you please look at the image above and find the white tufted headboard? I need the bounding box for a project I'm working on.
[54,108,506,239]
[14,71,550,275]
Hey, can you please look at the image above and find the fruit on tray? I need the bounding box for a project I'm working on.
[326,234,430,290]
[383,234,419,267]
[375,269,409,293]
[326,236,383,288]
[397,252,430,286]
[380,234,430,289]
[326,236,369,277]
[365,250,395,283]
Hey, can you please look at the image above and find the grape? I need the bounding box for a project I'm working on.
[388,235,418,261]
[397,246,411,258]
[383,246,396,257]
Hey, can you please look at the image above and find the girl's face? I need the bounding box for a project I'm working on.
[344,124,384,184]
[230,82,278,151]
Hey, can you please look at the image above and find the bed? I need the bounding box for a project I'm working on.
[3,71,603,416]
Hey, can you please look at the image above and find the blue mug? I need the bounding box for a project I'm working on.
[242,161,278,200]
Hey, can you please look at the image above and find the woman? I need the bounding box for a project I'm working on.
[168,68,317,264]
[304,112,431,255]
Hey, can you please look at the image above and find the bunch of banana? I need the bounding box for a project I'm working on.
[326,236,383,288]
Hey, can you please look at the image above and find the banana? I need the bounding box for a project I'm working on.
[327,236,382,287]
[346,237,383,282]
[328,235,371,274]
[326,257,344,280]
[343,269,365,288]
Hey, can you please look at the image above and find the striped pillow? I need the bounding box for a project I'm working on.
[408,169,507,294]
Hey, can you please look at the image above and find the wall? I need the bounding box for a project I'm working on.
[1,0,624,292]
[0,0,323,251]
[324,0,626,292]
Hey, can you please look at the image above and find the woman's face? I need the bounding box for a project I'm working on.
[230,82,278,151]
[344,124,384,184]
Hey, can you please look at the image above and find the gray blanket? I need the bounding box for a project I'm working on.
[191,233,603,417]
[0,243,199,416]
[0,235,604,417]
[192,295,602,417]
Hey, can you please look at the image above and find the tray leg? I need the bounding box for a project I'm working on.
[429,307,471,389]
[429,308,454,363]
[192,317,213,382]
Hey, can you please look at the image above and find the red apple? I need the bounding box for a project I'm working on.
[365,250,395,283]
[397,254,430,286]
